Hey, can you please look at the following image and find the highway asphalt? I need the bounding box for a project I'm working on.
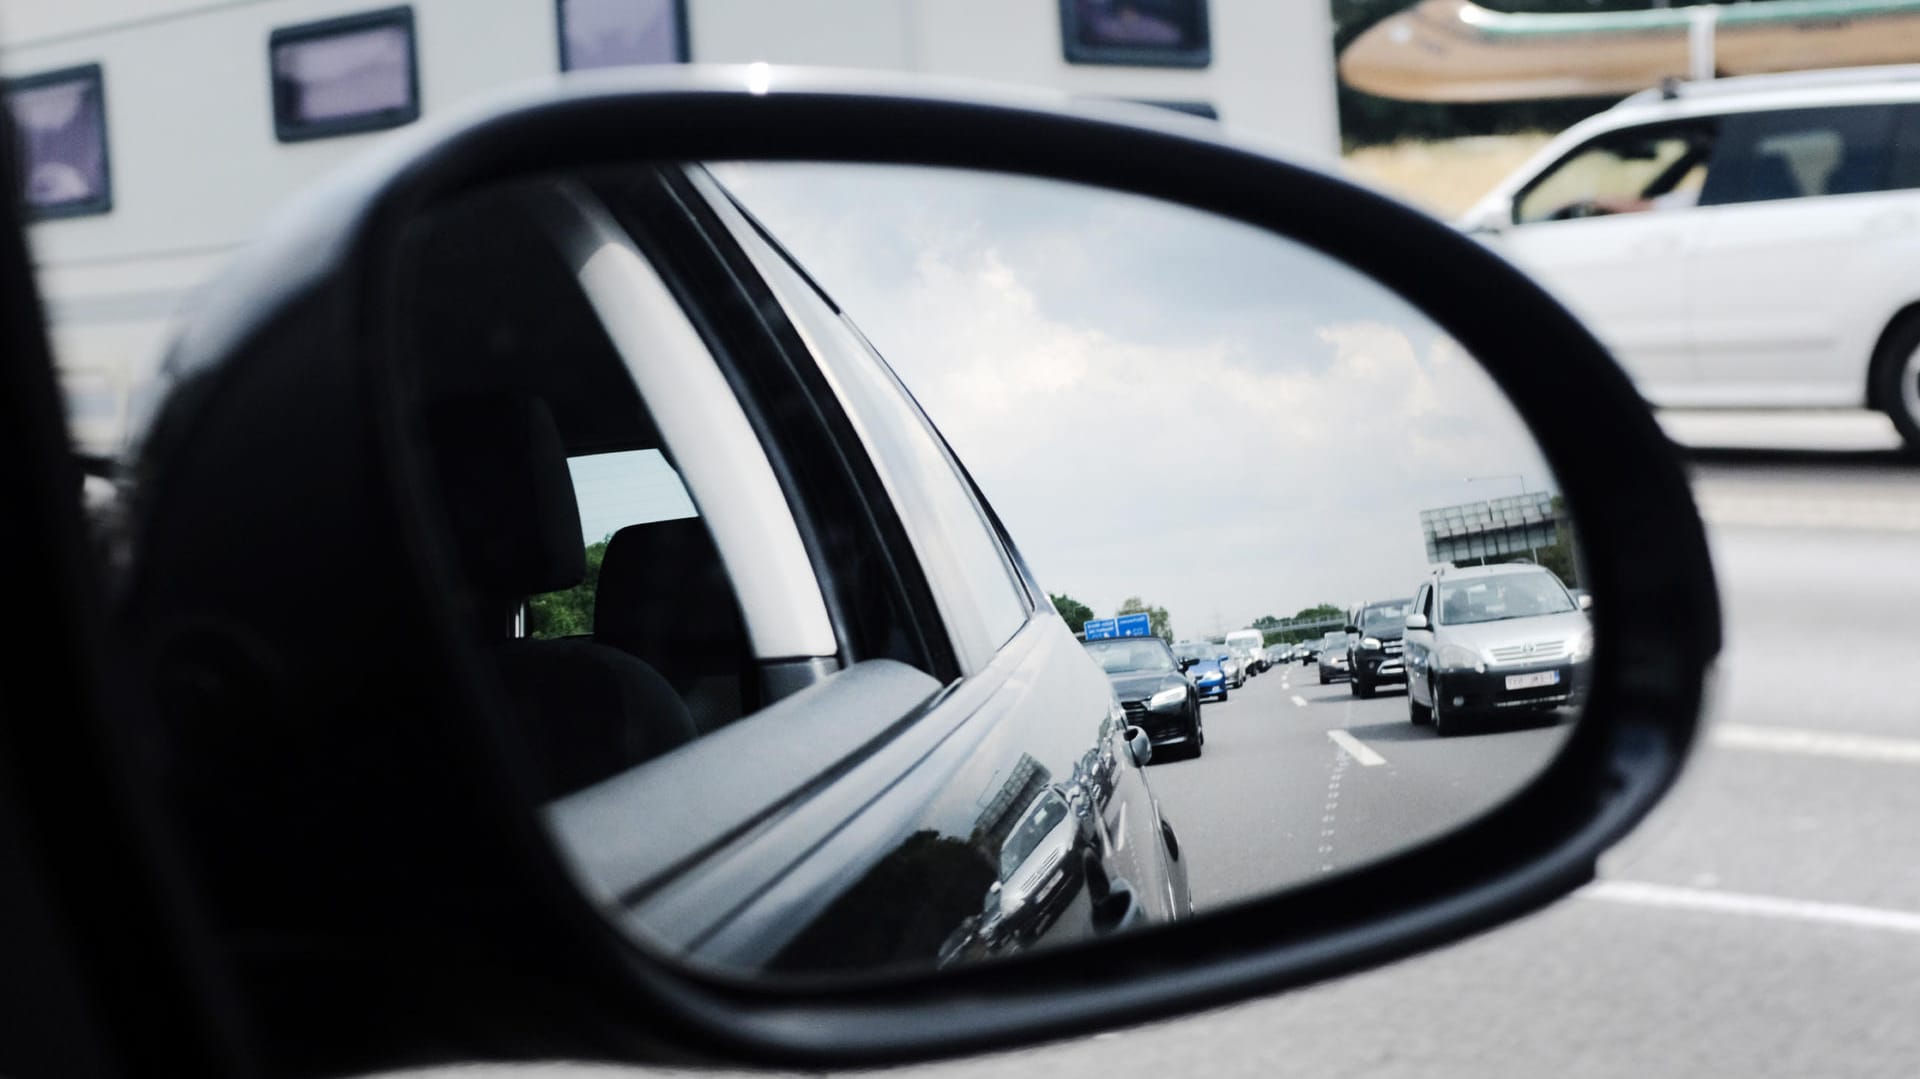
[1148,660,1571,913]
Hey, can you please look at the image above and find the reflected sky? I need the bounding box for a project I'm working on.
[715,163,1558,637]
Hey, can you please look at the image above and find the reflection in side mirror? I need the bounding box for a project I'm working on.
[1127,727,1153,768]
[357,159,1590,984]
[1405,613,1430,630]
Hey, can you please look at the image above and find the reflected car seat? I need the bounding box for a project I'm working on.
[424,394,695,798]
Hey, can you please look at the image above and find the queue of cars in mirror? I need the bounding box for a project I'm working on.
[1082,558,1593,751]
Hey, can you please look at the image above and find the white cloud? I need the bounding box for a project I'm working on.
[717,163,1561,635]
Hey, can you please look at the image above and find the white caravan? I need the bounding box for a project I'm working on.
[0,0,1339,456]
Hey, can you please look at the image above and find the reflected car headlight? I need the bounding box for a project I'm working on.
[1149,686,1187,711]
[1361,637,1382,650]
[1570,629,1594,662]
[1436,644,1485,673]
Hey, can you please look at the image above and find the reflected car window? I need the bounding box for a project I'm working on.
[999,794,1070,880]
[1437,572,1575,625]
[1084,638,1175,673]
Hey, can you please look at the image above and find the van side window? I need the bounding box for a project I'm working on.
[1698,105,1898,207]
[5,64,111,219]
[269,7,420,142]
[558,0,687,71]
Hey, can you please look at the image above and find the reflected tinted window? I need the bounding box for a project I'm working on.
[270,8,419,141]
[1438,572,1575,626]
[1062,0,1210,68]
[560,0,685,70]
[1361,602,1410,630]
[6,65,110,218]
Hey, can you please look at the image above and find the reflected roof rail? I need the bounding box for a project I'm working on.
[1619,64,1920,107]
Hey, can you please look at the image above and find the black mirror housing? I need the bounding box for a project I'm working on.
[110,67,1718,1075]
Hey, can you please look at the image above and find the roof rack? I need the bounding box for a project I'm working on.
[1620,64,1920,108]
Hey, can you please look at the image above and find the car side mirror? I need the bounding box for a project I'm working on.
[1344,624,1359,634]
[1579,594,1594,610]
[1126,726,1153,768]
[1178,657,1196,671]
[106,68,1717,1073]
[1405,613,1430,630]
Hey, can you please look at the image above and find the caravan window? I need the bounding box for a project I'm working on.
[1061,0,1211,68]
[559,0,688,71]
[270,7,420,142]
[5,64,111,219]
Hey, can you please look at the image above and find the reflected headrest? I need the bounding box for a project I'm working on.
[424,395,584,596]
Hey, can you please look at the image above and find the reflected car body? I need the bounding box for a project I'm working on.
[1173,641,1228,702]
[940,786,1087,962]
[1348,598,1413,698]
[1405,564,1595,733]
[1085,636,1203,757]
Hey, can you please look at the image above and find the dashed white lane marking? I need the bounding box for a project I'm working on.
[1583,880,1920,936]
[1291,695,1308,707]
[1713,724,1920,766]
[1327,729,1387,767]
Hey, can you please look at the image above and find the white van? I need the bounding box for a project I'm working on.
[1461,66,1920,450]
[1223,628,1266,674]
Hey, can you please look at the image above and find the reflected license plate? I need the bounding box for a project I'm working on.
[1505,671,1560,690]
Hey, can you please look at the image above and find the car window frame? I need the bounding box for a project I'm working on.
[599,166,958,683]
[689,168,1033,674]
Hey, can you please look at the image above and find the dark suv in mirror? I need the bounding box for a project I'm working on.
[1345,598,1414,698]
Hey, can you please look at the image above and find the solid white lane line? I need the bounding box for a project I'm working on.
[1582,880,1920,936]
[1694,492,1920,534]
[1713,724,1920,766]
[1327,729,1386,767]
[1291,695,1308,707]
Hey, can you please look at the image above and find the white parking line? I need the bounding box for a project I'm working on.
[1327,729,1386,767]
[1582,880,1920,936]
[1712,724,1920,766]
[1291,695,1308,708]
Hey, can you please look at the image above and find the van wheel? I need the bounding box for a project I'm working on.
[1871,314,1920,454]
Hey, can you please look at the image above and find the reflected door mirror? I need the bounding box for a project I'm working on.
[1405,613,1430,630]
[1126,727,1153,768]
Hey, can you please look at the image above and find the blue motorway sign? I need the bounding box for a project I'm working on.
[1084,613,1152,639]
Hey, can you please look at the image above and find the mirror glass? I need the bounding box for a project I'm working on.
[390,162,1588,982]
